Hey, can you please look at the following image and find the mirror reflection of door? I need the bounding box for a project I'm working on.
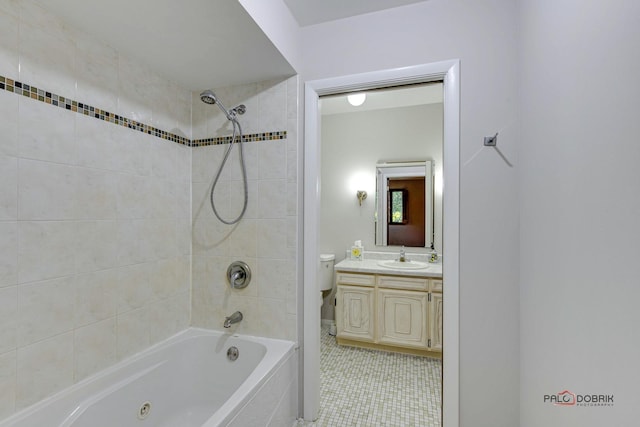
[387,177,425,246]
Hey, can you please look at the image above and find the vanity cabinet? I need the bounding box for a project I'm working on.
[335,271,442,357]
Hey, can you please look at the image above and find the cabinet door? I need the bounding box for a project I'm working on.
[377,289,428,349]
[429,292,443,352]
[336,285,375,342]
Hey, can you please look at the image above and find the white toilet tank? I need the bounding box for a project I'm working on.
[319,254,335,291]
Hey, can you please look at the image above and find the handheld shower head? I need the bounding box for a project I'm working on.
[199,90,218,105]
[200,89,233,120]
[199,90,245,121]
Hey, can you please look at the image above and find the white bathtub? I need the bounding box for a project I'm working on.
[0,328,298,427]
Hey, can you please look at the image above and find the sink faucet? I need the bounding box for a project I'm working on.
[399,246,407,262]
[224,311,243,328]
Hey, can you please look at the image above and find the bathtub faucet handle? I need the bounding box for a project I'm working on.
[224,311,243,328]
[227,261,251,289]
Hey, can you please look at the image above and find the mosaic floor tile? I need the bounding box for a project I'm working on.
[314,324,441,427]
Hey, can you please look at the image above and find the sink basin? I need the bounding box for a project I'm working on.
[377,260,430,270]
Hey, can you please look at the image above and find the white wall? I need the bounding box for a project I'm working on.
[302,1,520,425]
[519,0,640,425]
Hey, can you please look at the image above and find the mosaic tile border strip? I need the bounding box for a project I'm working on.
[0,74,286,147]
[192,131,287,147]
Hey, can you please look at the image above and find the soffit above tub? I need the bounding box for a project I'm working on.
[283,0,430,27]
[32,0,295,91]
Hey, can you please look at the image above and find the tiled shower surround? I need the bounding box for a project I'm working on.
[0,0,299,420]
[190,78,299,340]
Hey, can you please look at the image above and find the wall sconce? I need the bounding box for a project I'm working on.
[357,190,367,206]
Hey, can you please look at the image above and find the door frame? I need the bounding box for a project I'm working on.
[302,59,460,426]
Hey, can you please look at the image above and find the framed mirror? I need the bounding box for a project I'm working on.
[375,161,433,248]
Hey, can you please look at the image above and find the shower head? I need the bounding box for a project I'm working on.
[199,90,219,105]
[200,89,234,120]
[199,89,246,121]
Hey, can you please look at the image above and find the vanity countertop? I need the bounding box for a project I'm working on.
[335,258,442,278]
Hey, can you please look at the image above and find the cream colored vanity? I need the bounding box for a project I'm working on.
[334,259,442,358]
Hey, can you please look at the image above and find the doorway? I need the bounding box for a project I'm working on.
[302,60,460,425]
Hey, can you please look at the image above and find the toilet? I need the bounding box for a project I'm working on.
[319,253,336,335]
[319,254,336,305]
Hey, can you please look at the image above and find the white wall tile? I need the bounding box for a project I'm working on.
[190,94,209,140]
[0,11,18,83]
[74,318,116,381]
[116,220,146,266]
[140,218,177,261]
[0,350,16,420]
[74,269,118,327]
[75,114,119,171]
[18,97,76,165]
[0,286,17,354]
[117,56,152,124]
[175,216,192,257]
[226,219,257,258]
[18,221,76,283]
[286,181,297,216]
[258,79,287,131]
[175,89,192,139]
[116,263,151,314]
[149,75,176,132]
[116,307,149,360]
[18,19,76,99]
[0,91,18,158]
[116,173,151,219]
[18,159,76,220]
[230,179,258,219]
[15,332,74,410]
[258,140,286,180]
[146,291,190,345]
[0,0,19,18]
[75,36,118,113]
[111,126,152,176]
[75,167,118,220]
[256,298,289,339]
[192,144,225,183]
[75,221,119,274]
[257,219,287,259]
[17,276,75,347]
[151,139,178,180]
[0,156,17,220]
[257,259,292,300]
[0,222,17,287]
[286,147,297,183]
[258,179,286,219]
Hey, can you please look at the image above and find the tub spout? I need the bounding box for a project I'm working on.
[224,311,243,328]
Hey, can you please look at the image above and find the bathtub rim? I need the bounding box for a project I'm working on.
[0,327,297,427]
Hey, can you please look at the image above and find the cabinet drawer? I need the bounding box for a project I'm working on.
[430,279,443,292]
[377,275,428,291]
[336,272,375,287]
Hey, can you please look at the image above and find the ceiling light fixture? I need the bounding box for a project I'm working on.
[347,93,366,106]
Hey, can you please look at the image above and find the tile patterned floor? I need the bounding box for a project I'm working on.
[307,325,442,427]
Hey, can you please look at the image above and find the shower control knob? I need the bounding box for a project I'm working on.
[227,261,251,289]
